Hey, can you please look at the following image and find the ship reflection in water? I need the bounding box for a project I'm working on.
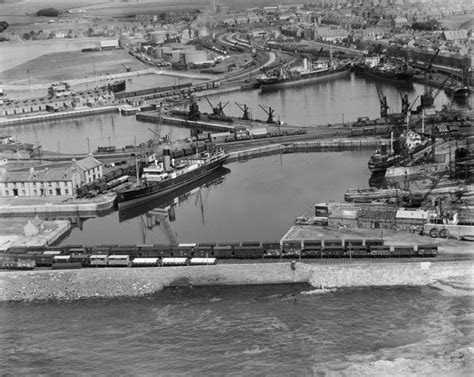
[118,166,231,224]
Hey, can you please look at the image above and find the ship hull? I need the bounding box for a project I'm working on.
[368,155,403,173]
[117,155,227,209]
[260,66,350,91]
[118,167,230,222]
[352,64,413,83]
[445,85,470,98]
[108,80,126,93]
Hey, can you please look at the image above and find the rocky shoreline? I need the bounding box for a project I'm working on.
[0,260,472,302]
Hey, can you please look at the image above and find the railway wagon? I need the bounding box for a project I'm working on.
[368,245,392,257]
[33,254,55,267]
[344,245,369,258]
[70,253,91,267]
[323,239,343,247]
[52,262,82,270]
[107,255,130,267]
[90,255,108,267]
[135,244,159,257]
[302,247,322,258]
[392,245,415,257]
[212,245,233,259]
[344,239,364,248]
[189,257,217,265]
[193,245,213,258]
[365,239,384,248]
[113,245,140,257]
[176,243,196,257]
[162,257,188,266]
[132,258,160,267]
[232,245,264,259]
[323,246,345,258]
[282,240,302,258]
[302,240,322,257]
[262,242,281,257]
[53,255,71,264]
[416,244,438,257]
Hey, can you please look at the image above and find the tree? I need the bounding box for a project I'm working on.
[0,21,8,33]
[22,32,31,40]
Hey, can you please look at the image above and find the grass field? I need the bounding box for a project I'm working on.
[0,49,148,85]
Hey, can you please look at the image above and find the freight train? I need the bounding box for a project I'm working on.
[115,81,220,100]
[1,240,438,270]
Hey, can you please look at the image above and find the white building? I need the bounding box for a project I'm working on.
[0,154,103,197]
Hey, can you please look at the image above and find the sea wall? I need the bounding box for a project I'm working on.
[0,261,471,302]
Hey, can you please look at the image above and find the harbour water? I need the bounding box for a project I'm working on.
[2,73,458,154]
[63,150,372,245]
[0,284,472,375]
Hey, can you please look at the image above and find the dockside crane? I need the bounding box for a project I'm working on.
[235,102,250,120]
[259,104,276,124]
[418,76,450,112]
[375,84,389,119]
[398,90,410,116]
[205,97,229,117]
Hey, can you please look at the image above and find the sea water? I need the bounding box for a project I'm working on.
[0,284,472,375]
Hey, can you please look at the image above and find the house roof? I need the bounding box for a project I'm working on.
[74,154,101,171]
[443,30,468,41]
[0,168,73,183]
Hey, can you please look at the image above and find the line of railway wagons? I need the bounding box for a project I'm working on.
[2,240,438,270]
[115,81,221,100]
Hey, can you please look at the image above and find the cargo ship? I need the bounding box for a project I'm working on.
[344,187,410,203]
[352,56,414,83]
[116,148,228,209]
[444,84,471,99]
[257,58,350,90]
[107,80,126,93]
[118,166,230,221]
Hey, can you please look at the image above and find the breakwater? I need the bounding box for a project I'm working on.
[0,260,470,302]
[0,106,119,126]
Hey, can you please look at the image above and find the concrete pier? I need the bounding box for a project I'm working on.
[0,106,119,127]
[0,193,116,218]
[227,138,387,162]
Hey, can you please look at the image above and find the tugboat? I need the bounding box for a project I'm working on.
[116,147,228,209]
[368,130,427,173]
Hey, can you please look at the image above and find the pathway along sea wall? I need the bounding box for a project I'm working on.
[0,261,471,302]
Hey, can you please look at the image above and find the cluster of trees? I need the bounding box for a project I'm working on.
[411,19,441,31]
[36,8,60,17]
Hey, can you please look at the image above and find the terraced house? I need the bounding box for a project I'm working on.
[0,154,102,197]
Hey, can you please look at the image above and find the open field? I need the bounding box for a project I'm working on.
[0,49,149,85]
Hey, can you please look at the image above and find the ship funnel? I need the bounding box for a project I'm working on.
[163,148,171,171]
[302,58,308,71]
